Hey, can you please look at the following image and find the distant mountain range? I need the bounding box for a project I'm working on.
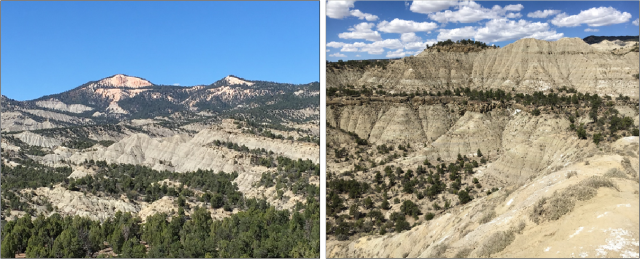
[1,74,319,132]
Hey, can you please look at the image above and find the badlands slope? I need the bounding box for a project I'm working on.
[326,106,639,258]
[327,136,639,258]
[327,38,639,99]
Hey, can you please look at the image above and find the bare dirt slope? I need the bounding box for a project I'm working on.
[327,137,639,258]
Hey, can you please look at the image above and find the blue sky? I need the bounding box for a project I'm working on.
[327,1,639,61]
[1,1,319,101]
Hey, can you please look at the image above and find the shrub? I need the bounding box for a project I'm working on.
[565,171,578,179]
[381,200,390,210]
[577,125,587,139]
[454,247,473,258]
[531,108,541,116]
[604,168,627,179]
[580,176,619,191]
[529,195,573,224]
[511,220,526,234]
[400,200,421,219]
[479,208,496,224]
[394,218,411,233]
[458,190,472,205]
[593,133,603,145]
[428,243,448,258]
[424,213,435,221]
[476,230,515,257]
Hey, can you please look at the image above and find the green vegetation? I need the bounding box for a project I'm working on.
[427,39,494,49]
[531,108,541,116]
[1,197,319,258]
[399,200,421,219]
[424,212,435,221]
[593,132,603,145]
[326,59,391,71]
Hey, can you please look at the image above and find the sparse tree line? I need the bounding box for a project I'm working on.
[326,59,391,70]
[256,156,321,200]
[426,39,496,49]
[326,151,489,240]
[329,86,639,144]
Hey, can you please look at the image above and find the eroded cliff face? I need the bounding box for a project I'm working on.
[328,99,638,183]
[328,38,639,99]
[327,114,639,258]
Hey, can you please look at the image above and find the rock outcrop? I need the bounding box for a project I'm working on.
[328,38,639,99]
[35,98,93,113]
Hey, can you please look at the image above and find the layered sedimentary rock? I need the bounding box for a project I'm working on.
[328,38,639,99]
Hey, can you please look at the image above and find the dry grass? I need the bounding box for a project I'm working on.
[579,176,619,191]
[604,168,628,179]
[479,209,496,224]
[562,184,598,201]
[529,193,575,224]
[530,176,619,224]
[428,243,449,258]
[511,220,526,234]
[454,247,473,258]
[565,171,578,179]
[476,230,516,257]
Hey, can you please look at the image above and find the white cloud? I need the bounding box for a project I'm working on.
[341,42,367,52]
[551,7,632,27]
[326,1,355,19]
[173,83,180,86]
[633,18,639,26]
[475,18,563,43]
[386,49,408,58]
[400,32,422,43]
[428,1,525,23]
[404,41,428,50]
[377,18,438,33]
[409,1,457,14]
[326,49,330,52]
[356,54,361,57]
[350,9,379,21]
[437,26,477,41]
[506,13,522,19]
[584,28,599,32]
[504,4,524,12]
[326,1,380,22]
[527,10,561,18]
[327,41,347,48]
[338,22,382,41]
[329,52,347,58]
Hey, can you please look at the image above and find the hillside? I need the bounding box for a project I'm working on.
[325,37,639,258]
[327,38,639,99]
[1,74,320,258]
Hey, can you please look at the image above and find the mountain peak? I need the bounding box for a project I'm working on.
[224,75,254,86]
[94,74,153,88]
